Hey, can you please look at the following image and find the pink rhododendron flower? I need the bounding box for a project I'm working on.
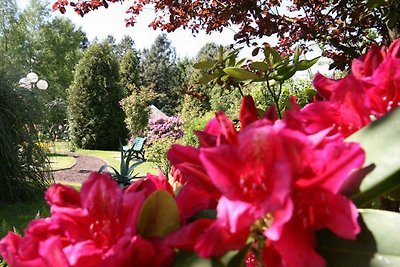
[168,95,365,266]
[0,172,175,267]
[308,38,400,137]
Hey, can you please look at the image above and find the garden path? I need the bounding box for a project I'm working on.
[51,152,106,184]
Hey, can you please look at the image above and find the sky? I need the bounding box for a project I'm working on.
[17,0,261,59]
[17,0,328,75]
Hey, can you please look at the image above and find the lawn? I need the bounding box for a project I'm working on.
[0,197,50,239]
[51,141,157,176]
[48,153,76,170]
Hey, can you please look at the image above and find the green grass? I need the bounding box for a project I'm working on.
[48,153,76,170]
[0,181,81,240]
[0,197,50,239]
[50,141,158,176]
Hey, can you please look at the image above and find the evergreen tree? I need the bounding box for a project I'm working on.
[180,42,219,121]
[141,33,181,115]
[120,48,141,95]
[68,42,127,150]
[115,35,136,61]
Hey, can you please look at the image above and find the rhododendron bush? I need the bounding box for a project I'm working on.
[1,40,400,266]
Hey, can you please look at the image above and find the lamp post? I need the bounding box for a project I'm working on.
[19,71,48,91]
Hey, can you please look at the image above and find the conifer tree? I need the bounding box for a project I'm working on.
[68,42,127,150]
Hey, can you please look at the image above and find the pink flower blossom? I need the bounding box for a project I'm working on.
[308,38,400,137]
[0,172,174,267]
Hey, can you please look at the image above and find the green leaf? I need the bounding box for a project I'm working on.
[223,67,259,80]
[137,190,180,238]
[220,243,252,267]
[197,73,220,84]
[296,56,320,71]
[305,88,317,98]
[250,62,269,71]
[172,251,212,267]
[228,56,236,67]
[218,46,224,63]
[273,65,297,82]
[293,46,300,64]
[191,209,217,220]
[366,0,386,8]
[264,47,281,64]
[235,58,246,67]
[348,108,400,206]
[317,209,400,266]
[193,60,218,70]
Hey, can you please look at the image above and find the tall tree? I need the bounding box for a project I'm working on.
[120,48,141,95]
[179,43,220,121]
[115,35,136,61]
[68,42,127,150]
[0,0,30,77]
[54,0,400,69]
[33,17,86,132]
[141,33,181,115]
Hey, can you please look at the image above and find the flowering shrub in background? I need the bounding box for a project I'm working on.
[147,117,184,144]
[146,116,185,175]
[1,40,400,267]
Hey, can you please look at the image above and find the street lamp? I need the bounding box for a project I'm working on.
[19,71,48,91]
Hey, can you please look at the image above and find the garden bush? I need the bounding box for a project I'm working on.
[120,85,157,137]
[146,116,184,175]
[68,42,127,150]
[0,71,53,203]
[181,111,214,147]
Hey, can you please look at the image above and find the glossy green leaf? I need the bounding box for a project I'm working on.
[221,75,230,82]
[172,252,212,267]
[293,46,300,64]
[296,56,320,71]
[235,58,246,67]
[273,65,297,81]
[348,108,400,206]
[137,190,180,238]
[193,60,218,70]
[228,56,236,67]
[250,61,269,71]
[218,46,224,63]
[223,244,252,267]
[366,0,386,8]
[305,88,317,98]
[197,73,220,84]
[317,209,400,266]
[264,47,281,64]
[223,67,259,80]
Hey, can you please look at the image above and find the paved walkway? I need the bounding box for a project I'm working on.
[51,153,106,183]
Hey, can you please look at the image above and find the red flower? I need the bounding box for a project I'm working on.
[308,38,400,137]
[0,172,174,267]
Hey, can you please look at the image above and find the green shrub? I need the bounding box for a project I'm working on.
[146,116,184,175]
[68,42,128,150]
[0,72,53,203]
[120,85,157,137]
[146,137,179,176]
[181,112,215,147]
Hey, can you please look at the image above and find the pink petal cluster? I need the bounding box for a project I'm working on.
[304,39,400,137]
[168,95,365,266]
[0,172,175,267]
